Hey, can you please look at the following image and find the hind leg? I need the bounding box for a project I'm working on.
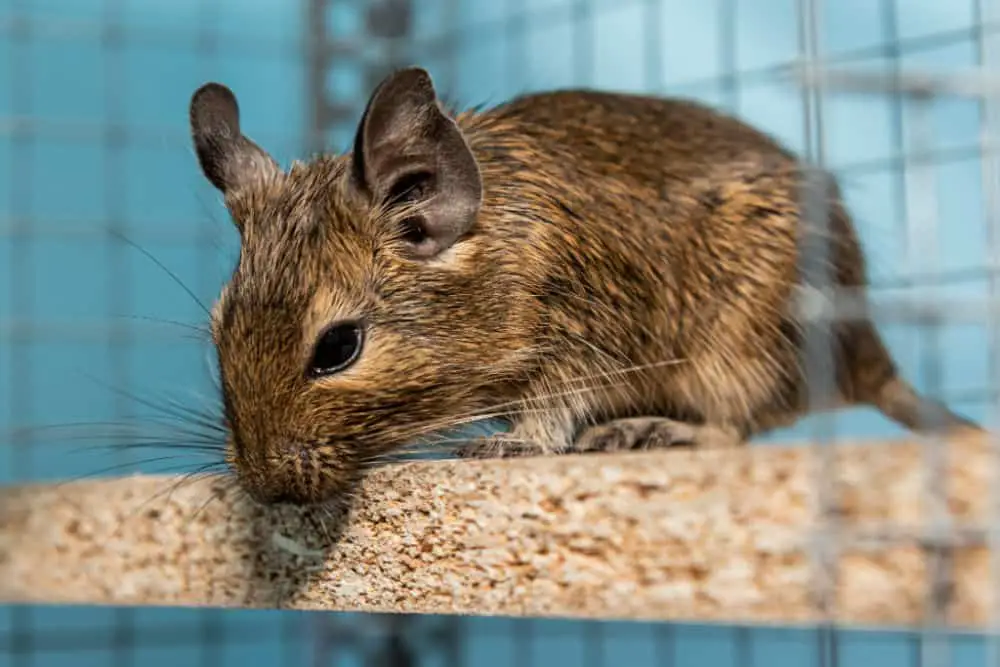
[572,417,745,453]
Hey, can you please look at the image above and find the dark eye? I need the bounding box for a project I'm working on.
[307,322,363,378]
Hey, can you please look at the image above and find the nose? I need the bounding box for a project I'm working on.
[238,440,321,506]
[261,488,311,506]
[246,473,316,507]
[276,439,313,466]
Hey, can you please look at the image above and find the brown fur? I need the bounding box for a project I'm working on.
[189,70,979,507]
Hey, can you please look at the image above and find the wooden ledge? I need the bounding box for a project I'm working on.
[0,434,996,629]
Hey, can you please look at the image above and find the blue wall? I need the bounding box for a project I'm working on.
[1,0,996,664]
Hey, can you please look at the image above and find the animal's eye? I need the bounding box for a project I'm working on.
[307,322,363,378]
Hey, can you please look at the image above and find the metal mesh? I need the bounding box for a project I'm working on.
[3,0,1000,665]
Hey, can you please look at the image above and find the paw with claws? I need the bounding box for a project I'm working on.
[572,417,743,453]
[455,417,743,460]
[456,436,545,459]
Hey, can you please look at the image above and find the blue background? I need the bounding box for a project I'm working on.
[1,0,998,664]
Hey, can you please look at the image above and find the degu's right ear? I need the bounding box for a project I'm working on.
[350,67,482,259]
[189,82,281,196]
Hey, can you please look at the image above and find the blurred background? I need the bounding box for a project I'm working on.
[1,0,998,664]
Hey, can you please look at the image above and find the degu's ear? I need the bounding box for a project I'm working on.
[350,67,483,259]
[189,82,281,196]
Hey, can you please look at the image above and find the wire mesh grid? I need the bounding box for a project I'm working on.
[3,0,1000,665]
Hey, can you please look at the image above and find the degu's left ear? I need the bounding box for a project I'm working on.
[350,67,483,258]
[189,82,281,197]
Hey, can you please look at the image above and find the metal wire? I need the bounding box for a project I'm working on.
[303,2,464,664]
[794,1,842,666]
[6,0,33,665]
[791,2,1000,665]
[973,2,1000,666]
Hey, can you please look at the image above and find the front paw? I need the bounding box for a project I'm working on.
[572,417,702,453]
[456,435,543,459]
[574,417,744,453]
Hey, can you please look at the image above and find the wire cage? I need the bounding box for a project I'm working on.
[3,0,1000,665]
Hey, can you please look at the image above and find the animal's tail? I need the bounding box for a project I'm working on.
[870,374,981,435]
[805,179,981,437]
[846,320,982,436]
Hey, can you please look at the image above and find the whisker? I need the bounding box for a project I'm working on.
[65,438,225,453]
[12,422,227,447]
[319,505,342,535]
[358,453,430,467]
[72,378,228,437]
[395,356,690,445]
[108,229,211,316]
[357,434,538,468]
[6,419,219,441]
[186,486,226,526]
[305,511,335,545]
[109,314,210,337]
[126,464,229,521]
[51,456,219,494]
[203,347,222,393]
[165,399,226,433]
[554,357,688,390]
[68,441,225,456]
[395,381,631,443]
[8,415,223,434]
[132,395,227,437]
[56,426,226,442]
[165,464,227,504]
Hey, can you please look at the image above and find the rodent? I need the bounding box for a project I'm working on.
[188,66,982,508]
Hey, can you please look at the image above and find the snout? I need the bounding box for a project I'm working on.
[234,439,356,507]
